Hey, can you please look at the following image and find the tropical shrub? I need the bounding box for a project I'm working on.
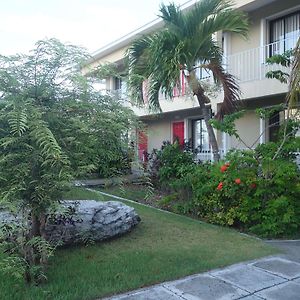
[156,145,300,237]
[192,150,257,225]
[148,141,195,188]
[193,149,300,237]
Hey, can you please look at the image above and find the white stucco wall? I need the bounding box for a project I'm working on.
[147,119,172,151]
[229,110,261,149]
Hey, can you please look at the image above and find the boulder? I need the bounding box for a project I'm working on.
[0,200,141,246]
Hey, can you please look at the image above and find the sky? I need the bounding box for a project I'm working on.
[0,0,191,56]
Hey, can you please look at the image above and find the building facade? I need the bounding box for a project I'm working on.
[84,0,300,161]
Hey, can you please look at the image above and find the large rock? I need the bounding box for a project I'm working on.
[0,200,141,246]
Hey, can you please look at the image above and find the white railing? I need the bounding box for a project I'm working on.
[107,88,132,107]
[195,148,227,162]
[226,35,299,83]
[197,149,300,169]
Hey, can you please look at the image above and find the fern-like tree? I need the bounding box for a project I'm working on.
[0,99,71,283]
[0,39,135,283]
[126,0,248,161]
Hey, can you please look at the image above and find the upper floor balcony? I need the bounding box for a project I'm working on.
[225,35,299,100]
[107,34,299,117]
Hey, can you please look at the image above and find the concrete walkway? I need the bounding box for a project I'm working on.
[103,242,300,300]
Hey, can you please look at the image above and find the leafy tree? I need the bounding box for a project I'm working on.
[265,50,293,84]
[264,38,300,159]
[126,0,248,161]
[0,39,136,283]
[266,37,300,105]
[288,37,300,108]
[0,98,71,283]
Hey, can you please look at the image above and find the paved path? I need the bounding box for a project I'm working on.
[266,240,300,262]
[103,242,300,300]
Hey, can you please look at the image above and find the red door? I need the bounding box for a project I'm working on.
[138,129,148,161]
[173,121,184,147]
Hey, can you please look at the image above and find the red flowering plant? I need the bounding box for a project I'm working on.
[192,150,259,227]
[217,182,223,190]
[163,144,300,237]
[195,147,300,237]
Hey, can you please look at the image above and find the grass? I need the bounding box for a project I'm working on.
[0,187,278,300]
[99,184,151,201]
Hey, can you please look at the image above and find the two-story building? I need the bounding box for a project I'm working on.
[84,0,300,161]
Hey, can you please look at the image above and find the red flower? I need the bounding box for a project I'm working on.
[250,183,257,189]
[220,165,228,173]
[217,182,223,190]
[235,178,241,184]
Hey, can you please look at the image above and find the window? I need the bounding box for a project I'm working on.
[113,77,127,101]
[269,11,300,55]
[192,119,209,152]
[268,111,280,142]
[114,77,122,90]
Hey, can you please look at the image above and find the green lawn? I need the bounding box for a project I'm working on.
[99,184,151,202]
[0,187,277,300]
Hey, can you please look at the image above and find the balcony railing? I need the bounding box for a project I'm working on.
[195,148,227,162]
[225,36,299,83]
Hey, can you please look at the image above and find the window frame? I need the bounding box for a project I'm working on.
[191,118,210,152]
[268,10,300,55]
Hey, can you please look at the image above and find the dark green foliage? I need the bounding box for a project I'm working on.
[48,97,135,178]
[265,50,292,84]
[0,39,136,283]
[155,143,300,237]
[148,141,195,186]
[0,38,136,180]
[203,149,300,237]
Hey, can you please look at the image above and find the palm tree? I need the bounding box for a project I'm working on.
[126,0,248,161]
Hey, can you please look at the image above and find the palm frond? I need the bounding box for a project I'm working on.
[177,0,229,38]
[159,3,185,36]
[126,35,154,105]
[207,62,241,119]
[127,30,183,110]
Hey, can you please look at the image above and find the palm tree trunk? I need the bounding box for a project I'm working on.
[196,91,220,162]
[188,72,220,161]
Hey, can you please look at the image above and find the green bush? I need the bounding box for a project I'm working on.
[151,141,195,186]
[244,159,300,236]
[157,146,300,237]
[191,151,256,225]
